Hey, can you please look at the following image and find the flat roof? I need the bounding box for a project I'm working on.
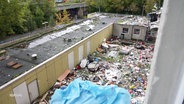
[0,13,121,87]
[116,15,149,27]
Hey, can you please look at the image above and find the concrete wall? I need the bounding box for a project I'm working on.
[150,28,158,37]
[131,26,147,40]
[0,24,113,104]
[145,0,184,104]
[113,24,147,40]
[113,24,132,39]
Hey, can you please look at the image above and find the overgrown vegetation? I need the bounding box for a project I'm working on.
[0,0,56,38]
[85,0,164,15]
[55,9,71,24]
[0,0,163,38]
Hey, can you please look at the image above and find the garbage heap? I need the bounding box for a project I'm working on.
[49,37,154,104]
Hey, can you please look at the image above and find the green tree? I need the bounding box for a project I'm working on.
[38,0,56,26]
[34,7,45,28]
[24,8,37,31]
[86,0,164,15]
[0,0,26,37]
[145,0,156,13]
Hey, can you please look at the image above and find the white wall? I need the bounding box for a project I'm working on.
[113,24,132,39]
[145,0,184,103]
[131,26,147,40]
[68,51,74,70]
[13,82,30,104]
[113,24,147,40]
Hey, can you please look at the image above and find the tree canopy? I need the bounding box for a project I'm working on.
[0,0,56,38]
[85,0,164,15]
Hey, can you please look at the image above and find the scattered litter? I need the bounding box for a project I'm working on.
[0,56,5,61]
[57,69,71,82]
[119,46,134,55]
[7,61,17,67]
[108,44,119,48]
[31,54,37,60]
[7,61,22,69]
[12,63,22,69]
[80,59,88,68]
[134,43,145,50]
[102,43,109,49]
[108,51,118,58]
[0,50,6,55]
[43,37,154,104]
[87,62,99,72]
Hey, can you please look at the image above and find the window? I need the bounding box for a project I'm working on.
[122,28,129,33]
[134,29,140,35]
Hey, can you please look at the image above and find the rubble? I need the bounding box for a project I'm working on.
[80,59,88,68]
[87,62,99,72]
[42,37,154,104]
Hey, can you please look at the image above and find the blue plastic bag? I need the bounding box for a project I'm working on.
[50,78,131,104]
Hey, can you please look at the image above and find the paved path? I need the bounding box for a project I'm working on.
[0,19,84,48]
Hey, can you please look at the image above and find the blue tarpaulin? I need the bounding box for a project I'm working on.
[50,78,131,104]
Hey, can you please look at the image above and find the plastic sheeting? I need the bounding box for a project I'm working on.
[50,79,131,104]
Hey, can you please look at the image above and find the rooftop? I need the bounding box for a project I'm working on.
[116,15,149,27]
[0,13,122,87]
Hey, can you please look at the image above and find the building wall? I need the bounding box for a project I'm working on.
[113,24,131,39]
[131,26,147,40]
[0,24,113,104]
[145,0,184,104]
[150,28,158,37]
[113,24,147,40]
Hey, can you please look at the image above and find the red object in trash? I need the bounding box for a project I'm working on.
[76,65,81,69]
[128,90,133,94]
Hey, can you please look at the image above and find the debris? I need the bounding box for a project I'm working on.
[40,92,49,104]
[102,43,109,49]
[0,50,6,55]
[119,46,133,55]
[12,63,22,69]
[121,40,133,45]
[102,22,106,24]
[87,63,99,72]
[53,82,62,89]
[7,61,17,67]
[93,76,100,82]
[31,54,37,60]
[105,69,121,82]
[46,38,154,103]
[108,51,118,58]
[68,39,72,42]
[134,43,145,50]
[57,69,71,82]
[80,59,88,68]
[108,44,119,48]
[87,54,94,63]
[0,56,5,61]
[97,47,104,53]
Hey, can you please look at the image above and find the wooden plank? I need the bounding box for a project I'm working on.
[0,56,5,61]
[57,69,70,82]
[7,61,17,67]
[12,64,22,69]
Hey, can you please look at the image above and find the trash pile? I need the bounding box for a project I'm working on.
[117,15,149,27]
[41,37,154,104]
